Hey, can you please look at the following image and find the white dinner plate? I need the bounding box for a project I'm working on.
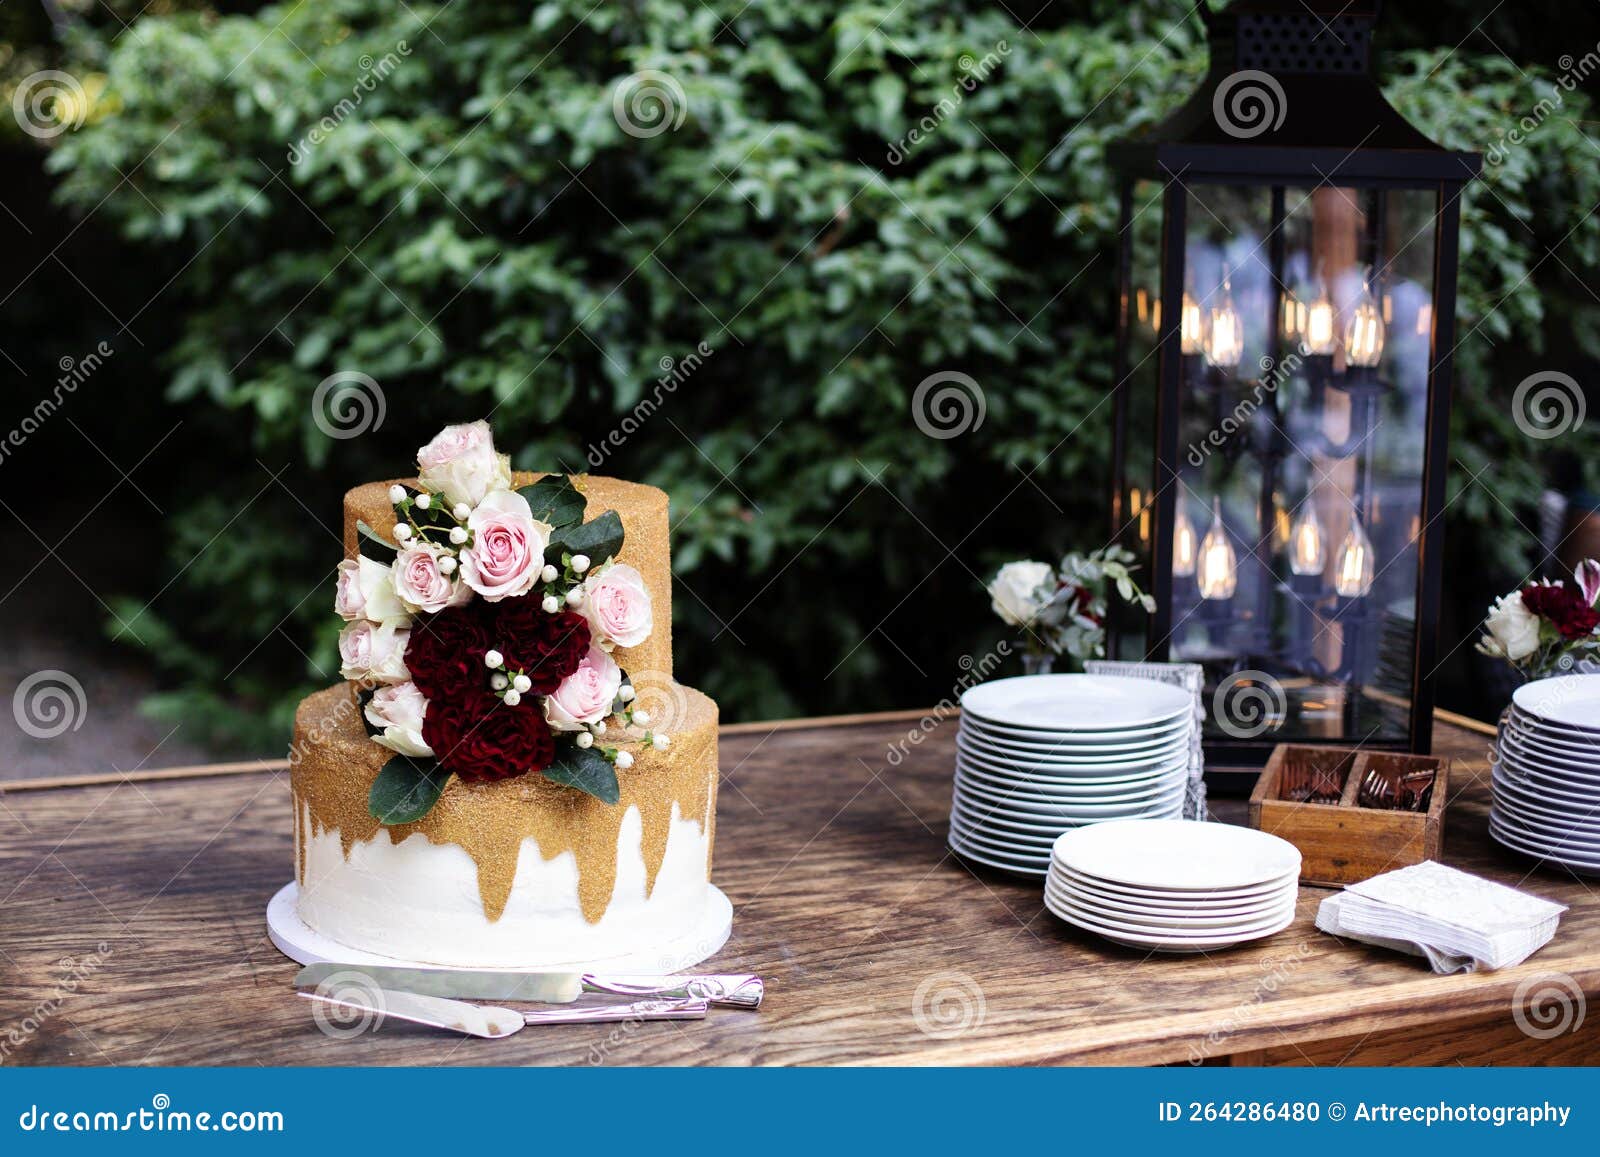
[1045,895,1296,953]
[1513,674,1600,731]
[1489,816,1600,874]
[1502,711,1600,755]
[1049,857,1299,902]
[946,831,1050,876]
[951,788,1186,839]
[952,775,1184,817]
[1490,807,1600,853]
[1048,880,1295,922]
[1046,880,1297,930]
[1052,819,1300,891]
[1497,723,1600,771]
[1048,894,1296,940]
[956,731,1190,769]
[949,799,1186,852]
[1490,774,1600,831]
[958,716,1191,753]
[1050,863,1300,906]
[961,674,1192,733]
[956,756,1180,793]
[1491,761,1600,812]
[955,762,1187,803]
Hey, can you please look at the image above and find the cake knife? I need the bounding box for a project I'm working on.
[298,989,709,1039]
[293,963,764,1009]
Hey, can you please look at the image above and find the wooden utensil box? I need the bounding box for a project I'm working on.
[1247,745,1449,887]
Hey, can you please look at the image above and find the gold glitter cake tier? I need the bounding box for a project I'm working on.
[343,473,672,682]
[291,682,718,926]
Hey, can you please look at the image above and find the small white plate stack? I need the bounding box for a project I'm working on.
[1491,673,1600,876]
[948,674,1194,876]
[1046,819,1301,953]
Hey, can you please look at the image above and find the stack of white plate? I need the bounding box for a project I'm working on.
[1046,820,1301,952]
[1491,673,1600,876]
[948,674,1194,876]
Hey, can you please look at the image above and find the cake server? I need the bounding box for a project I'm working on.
[293,963,764,1009]
[298,989,709,1039]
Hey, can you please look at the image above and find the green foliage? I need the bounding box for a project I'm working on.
[37,0,1600,740]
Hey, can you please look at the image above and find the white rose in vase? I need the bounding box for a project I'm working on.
[988,560,1055,628]
[1481,590,1542,663]
[416,421,513,509]
[365,681,432,757]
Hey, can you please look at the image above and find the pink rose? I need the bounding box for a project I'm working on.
[417,421,513,508]
[583,563,654,648]
[1578,559,1600,608]
[334,559,365,620]
[460,490,550,602]
[393,544,468,615]
[544,645,621,731]
[338,620,410,685]
[365,681,432,757]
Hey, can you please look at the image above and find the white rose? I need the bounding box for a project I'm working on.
[416,421,513,509]
[988,560,1055,628]
[335,555,405,624]
[365,681,432,757]
[1484,591,1541,662]
[338,620,411,685]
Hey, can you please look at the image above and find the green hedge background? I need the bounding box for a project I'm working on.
[4,0,1597,751]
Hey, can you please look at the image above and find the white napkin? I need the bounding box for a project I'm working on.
[1314,861,1566,973]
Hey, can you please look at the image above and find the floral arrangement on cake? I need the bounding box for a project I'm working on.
[1476,559,1600,679]
[987,546,1155,672]
[334,422,665,824]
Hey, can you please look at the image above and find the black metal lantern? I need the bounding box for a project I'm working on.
[1107,0,1479,771]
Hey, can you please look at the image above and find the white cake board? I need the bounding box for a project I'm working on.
[266,882,734,974]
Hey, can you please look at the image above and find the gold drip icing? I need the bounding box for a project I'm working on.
[291,684,718,924]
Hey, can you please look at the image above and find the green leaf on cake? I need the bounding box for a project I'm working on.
[545,510,624,567]
[542,745,621,805]
[518,475,586,530]
[368,754,452,824]
[355,519,399,564]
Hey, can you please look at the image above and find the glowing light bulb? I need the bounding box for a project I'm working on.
[1197,499,1237,601]
[1334,513,1376,598]
[1280,292,1306,344]
[1305,273,1336,356]
[1344,269,1385,368]
[1203,269,1244,369]
[1179,292,1202,355]
[1172,503,1198,577]
[1288,504,1327,576]
[1415,302,1433,337]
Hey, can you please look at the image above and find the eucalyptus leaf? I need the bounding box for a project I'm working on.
[546,510,624,567]
[368,754,452,824]
[355,520,398,565]
[541,744,620,804]
[518,475,586,530]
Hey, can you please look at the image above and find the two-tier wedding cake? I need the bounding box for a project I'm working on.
[270,421,729,970]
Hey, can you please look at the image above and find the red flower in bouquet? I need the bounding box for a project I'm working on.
[436,696,556,784]
[489,602,591,693]
[1520,582,1600,640]
[404,601,496,702]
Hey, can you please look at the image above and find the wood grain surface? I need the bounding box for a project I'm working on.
[2,712,1597,1067]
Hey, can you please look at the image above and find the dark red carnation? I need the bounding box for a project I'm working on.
[1521,582,1600,640]
[436,695,555,784]
[405,601,494,702]
[487,600,591,694]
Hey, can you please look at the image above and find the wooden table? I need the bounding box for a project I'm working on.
[3,710,1598,1066]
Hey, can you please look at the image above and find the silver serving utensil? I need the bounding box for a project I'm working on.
[297,988,709,1039]
[293,963,763,1009]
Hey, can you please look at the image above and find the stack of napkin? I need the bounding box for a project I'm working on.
[1315,861,1566,973]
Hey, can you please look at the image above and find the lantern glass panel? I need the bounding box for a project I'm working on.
[1159,183,1437,747]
